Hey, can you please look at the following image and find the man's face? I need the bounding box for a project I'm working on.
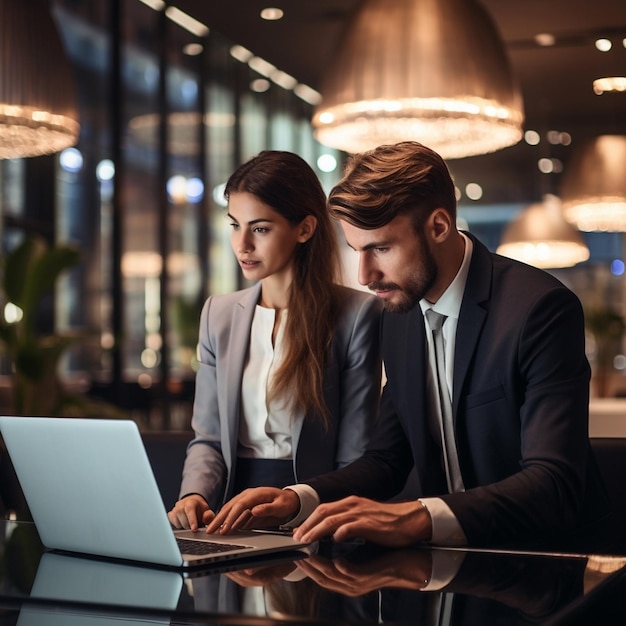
[340,214,437,313]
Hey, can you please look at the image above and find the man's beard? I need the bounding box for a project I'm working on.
[369,245,437,314]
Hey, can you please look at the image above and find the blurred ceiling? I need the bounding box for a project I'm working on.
[174,0,626,205]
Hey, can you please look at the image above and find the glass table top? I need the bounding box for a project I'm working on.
[1,520,626,625]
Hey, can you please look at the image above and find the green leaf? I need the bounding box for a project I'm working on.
[2,237,45,305]
[2,236,80,331]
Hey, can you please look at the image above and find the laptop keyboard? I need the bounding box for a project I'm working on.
[176,537,252,555]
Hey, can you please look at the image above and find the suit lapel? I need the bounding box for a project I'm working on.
[223,283,261,475]
[453,235,491,413]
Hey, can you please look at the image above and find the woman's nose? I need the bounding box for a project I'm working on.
[234,230,253,253]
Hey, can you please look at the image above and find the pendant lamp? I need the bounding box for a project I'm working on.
[561,135,626,232]
[0,0,80,159]
[312,0,524,158]
[497,195,590,269]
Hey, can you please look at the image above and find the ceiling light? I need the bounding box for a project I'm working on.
[271,70,297,90]
[230,45,253,63]
[248,56,276,78]
[465,183,483,200]
[260,7,284,21]
[538,157,564,174]
[294,84,322,106]
[593,77,626,94]
[183,43,204,56]
[534,33,555,46]
[165,7,209,37]
[497,195,589,269]
[317,154,338,173]
[312,0,524,158]
[59,147,83,173]
[250,78,270,93]
[137,0,165,10]
[559,132,572,146]
[561,135,626,232]
[538,158,554,174]
[0,0,80,159]
[595,38,612,52]
[96,159,115,182]
[524,130,540,145]
[547,130,561,145]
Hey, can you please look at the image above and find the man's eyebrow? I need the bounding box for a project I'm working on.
[347,239,393,252]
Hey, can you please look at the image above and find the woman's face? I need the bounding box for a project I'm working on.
[227,191,310,285]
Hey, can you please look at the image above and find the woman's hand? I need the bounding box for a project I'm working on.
[168,494,213,531]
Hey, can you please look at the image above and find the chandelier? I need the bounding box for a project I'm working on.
[312,0,524,158]
[0,0,80,159]
[497,195,590,269]
[561,136,626,232]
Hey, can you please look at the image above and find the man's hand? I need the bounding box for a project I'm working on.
[292,497,432,546]
[205,487,301,534]
[296,549,433,596]
[168,494,213,531]
[225,561,299,587]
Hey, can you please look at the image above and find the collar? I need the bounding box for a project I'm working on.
[420,231,473,321]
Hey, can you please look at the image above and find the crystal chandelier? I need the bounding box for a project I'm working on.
[497,195,590,269]
[312,0,524,158]
[0,0,79,159]
[561,136,626,232]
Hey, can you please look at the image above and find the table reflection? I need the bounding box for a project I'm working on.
[2,521,626,625]
[188,544,626,624]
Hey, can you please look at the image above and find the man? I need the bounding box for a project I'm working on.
[206,141,607,549]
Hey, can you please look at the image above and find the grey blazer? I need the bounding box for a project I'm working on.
[179,282,383,510]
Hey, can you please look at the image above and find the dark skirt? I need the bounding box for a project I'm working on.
[233,457,295,495]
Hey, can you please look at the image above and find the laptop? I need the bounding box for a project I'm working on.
[16,550,183,626]
[16,547,306,625]
[0,415,309,569]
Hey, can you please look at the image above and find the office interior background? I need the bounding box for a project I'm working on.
[0,0,625,429]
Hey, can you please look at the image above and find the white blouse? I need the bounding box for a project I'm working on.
[238,305,299,459]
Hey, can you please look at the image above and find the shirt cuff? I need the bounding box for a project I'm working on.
[280,484,320,528]
[419,497,467,546]
[422,548,466,591]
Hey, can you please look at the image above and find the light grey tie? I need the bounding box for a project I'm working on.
[425,309,465,493]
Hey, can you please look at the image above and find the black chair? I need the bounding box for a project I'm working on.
[590,437,626,554]
[0,438,29,519]
[141,430,193,510]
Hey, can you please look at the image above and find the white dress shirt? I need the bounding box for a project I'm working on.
[418,232,473,545]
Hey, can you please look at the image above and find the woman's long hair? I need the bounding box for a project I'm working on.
[225,151,341,427]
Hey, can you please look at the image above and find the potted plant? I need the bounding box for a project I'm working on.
[0,235,84,416]
[585,306,626,398]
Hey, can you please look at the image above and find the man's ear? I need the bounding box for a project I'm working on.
[429,208,453,243]
[297,215,318,243]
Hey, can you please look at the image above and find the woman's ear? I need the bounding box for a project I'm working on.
[297,215,318,243]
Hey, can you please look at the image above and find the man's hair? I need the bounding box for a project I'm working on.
[329,141,457,232]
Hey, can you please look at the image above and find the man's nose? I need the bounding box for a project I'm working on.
[358,256,377,286]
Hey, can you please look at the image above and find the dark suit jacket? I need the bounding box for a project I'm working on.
[380,551,587,625]
[307,233,608,547]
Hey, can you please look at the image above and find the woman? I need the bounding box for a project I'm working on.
[167,150,382,531]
